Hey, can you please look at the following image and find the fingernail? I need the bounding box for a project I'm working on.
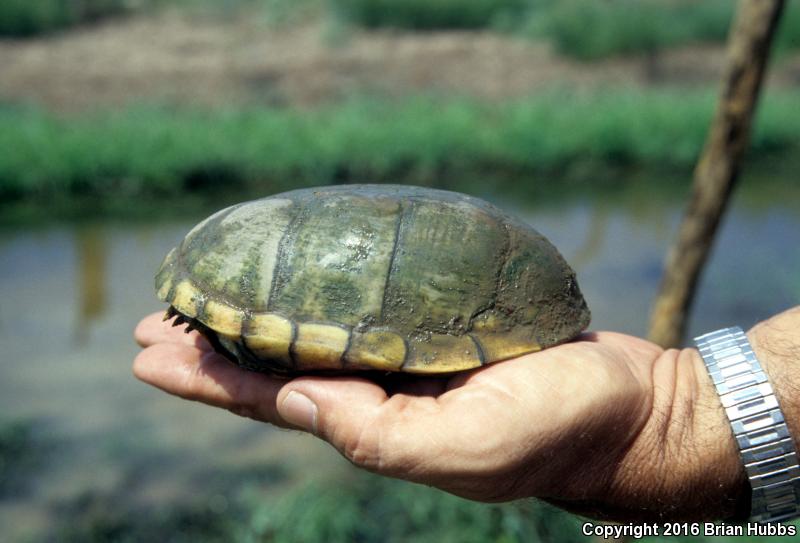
[280,391,318,434]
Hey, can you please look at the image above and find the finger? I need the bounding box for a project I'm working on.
[276,377,389,439]
[133,341,290,427]
[276,376,487,482]
[134,311,211,350]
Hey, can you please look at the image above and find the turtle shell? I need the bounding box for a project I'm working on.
[155,185,590,374]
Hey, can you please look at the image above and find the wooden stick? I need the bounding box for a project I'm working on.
[648,0,785,348]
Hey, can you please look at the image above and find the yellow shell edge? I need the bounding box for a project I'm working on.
[469,314,543,363]
[155,248,177,300]
[243,314,293,367]
[402,334,483,374]
[203,300,244,339]
[473,331,542,363]
[345,330,407,371]
[293,323,350,370]
[156,276,173,302]
[170,280,202,318]
[163,277,543,372]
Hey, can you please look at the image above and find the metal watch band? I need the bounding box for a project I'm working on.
[695,326,800,523]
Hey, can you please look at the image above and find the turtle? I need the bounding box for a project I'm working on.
[155,184,590,374]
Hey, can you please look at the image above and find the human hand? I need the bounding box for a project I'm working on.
[133,311,749,522]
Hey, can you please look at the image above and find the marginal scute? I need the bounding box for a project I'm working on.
[171,280,202,318]
[293,323,350,370]
[403,334,483,374]
[345,330,406,371]
[155,247,177,301]
[472,330,541,363]
[243,314,294,368]
[203,300,244,339]
[156,275,173,302]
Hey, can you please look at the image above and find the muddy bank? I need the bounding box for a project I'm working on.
[2,11,800,112]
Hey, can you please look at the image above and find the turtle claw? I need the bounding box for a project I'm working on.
[163,306,178,321]
[184,322,195,334]
[171,315,187,327]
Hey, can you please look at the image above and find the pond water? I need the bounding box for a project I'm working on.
[1,180,798,541]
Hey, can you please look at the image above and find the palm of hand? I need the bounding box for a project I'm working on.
[134,312,658,505]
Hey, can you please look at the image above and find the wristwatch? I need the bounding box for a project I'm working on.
[694,327,800,523]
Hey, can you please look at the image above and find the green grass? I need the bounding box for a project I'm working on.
[315,0,800,58]
[329,0,527,30]
[523,0,731,60]
[0,0,324,36]
[523,0,800,60]
[324,0,800,57]
[0,0,71,36]
[4,0,800,60]
[54,470,586,543]
[51,467,800,542]
[239,473,584,543]
[2,89,798,209]
[0,0,133,37]
[0,418,50,498]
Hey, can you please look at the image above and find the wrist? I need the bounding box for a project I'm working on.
[682,306,800,523]
[647,307,800,522]
[687,343,753,520]
[598,346,749,522]
[550,307,800,523]
[559,345,749,522]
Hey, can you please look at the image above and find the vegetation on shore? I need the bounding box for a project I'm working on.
[330,0,526,30]
[2,89,798,209]
[0,0,132,37]
[523,0,730,60]
[0,418,50,499]
[334,0,800,58]
[524,0,800,59]
[55,470,585,543]
[3,1,799,60]
[49,464,800,542]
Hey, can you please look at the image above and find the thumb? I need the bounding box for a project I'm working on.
[276,375,387,437]
[275,377,443,476]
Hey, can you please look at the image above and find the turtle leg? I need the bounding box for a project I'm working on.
[165,308,295,377]
[181,314,239,366]
[164,307,196,333]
